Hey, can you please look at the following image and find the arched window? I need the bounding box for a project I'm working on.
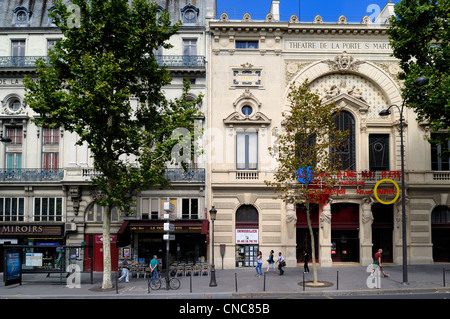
[334,110,356,170]
[236,205,258,226]
[86,202,119,222]
[431,205,450,224]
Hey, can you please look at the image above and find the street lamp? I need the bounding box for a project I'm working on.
[0,136,12,143]
[379,76,428,285]
[209,206,217,287]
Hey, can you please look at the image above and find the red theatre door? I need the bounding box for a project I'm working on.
[85,234,119,271]
[331,203,360,262]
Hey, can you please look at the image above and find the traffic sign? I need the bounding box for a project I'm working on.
[164,223,175,232]
[163,234,175,241]
[163,201,175,212]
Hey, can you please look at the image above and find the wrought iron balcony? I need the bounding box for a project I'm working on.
[0,169,64,181]
[0,56,48,68]
[156,55,206,68]
[82,168,205,183]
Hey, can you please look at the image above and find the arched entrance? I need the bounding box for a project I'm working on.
[331,203,359,262]
[431,205,450,262]
[235,205,259,267]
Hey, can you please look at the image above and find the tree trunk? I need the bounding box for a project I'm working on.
[306,185,318,284]
[102,205,113,289]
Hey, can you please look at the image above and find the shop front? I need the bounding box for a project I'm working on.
[118,220,208,267]
[235,205,259,268]
[0,223,65,272]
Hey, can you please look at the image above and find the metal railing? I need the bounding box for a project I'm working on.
[0,56,48,68]
[0,169,64,181]
[82,168,205,183]
[156,55,206,68]
[0,55,206,68]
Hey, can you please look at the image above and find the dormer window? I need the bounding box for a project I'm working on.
[181,4,199,24]
[13,6,32,25]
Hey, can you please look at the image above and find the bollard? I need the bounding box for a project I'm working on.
[303,272,306,291]
[235,273,238,292]
[336,271,339,290]
[263,272,266,291]
[190,273,192,293]
[444,268,446,287]
[115,271,118,294]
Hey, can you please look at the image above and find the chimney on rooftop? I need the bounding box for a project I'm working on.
[270,0,280,21]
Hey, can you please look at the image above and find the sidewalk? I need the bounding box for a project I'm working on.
[1,263,450,299]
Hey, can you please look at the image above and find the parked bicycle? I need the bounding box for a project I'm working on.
[148,275,181,291]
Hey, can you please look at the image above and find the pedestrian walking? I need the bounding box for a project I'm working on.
[255,251,263,277]
[302,250,310,273]
[371,249,388,277]
[266,250,276,273]
[276,252,285,275]
[118,256,130,283]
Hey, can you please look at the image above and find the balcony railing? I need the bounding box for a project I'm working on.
[156,55,206,68]
[0,55,206,69]
[0,56,48,68]
[82,168,205,183]
[0,169,64,181]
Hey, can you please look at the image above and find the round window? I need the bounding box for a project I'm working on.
[242,105,253,116]
[9,99,21,112]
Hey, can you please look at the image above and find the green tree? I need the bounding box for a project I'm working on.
[266,80,348,285]
[24,0,202,289]
[388,0,450,155]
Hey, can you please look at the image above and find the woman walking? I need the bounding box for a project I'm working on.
[255,251,263,277]
[266,250,276,273]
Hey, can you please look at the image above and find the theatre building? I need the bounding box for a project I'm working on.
[208,1,450,269]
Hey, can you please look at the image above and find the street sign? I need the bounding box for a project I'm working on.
[163,201,175,212]
[163,234,175,241]
[163,213,175,221]
[164,223,175,232]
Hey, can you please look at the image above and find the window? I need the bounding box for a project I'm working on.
[235,41,259,49]
[236,205,258,223]
[13,7,31,25]
[5,127,22,144]
[236,131,258,170]
[181,4,199,24]
[8,98,21,112]
[47,39,60,53]
[42,153,59,169]
[431,205,450,224]
[431,133,450,170]
[142,198,159,219]
[369,134,389,171]
[182,198,198,219]
[0,198,24,222]
[11,40,26,56]
[183,39,197,56]
[334,111,356,170]
[241,105,253,116]
[6,127,22,170]
[34,198,63,222]
[43,128,59,145]
[86,202,119,222]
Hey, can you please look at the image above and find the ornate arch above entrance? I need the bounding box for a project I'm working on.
[284,52,403,115]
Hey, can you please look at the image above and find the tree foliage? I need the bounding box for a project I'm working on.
[23,0,202,289]
[266,80,348,283]
[388,0,450,153]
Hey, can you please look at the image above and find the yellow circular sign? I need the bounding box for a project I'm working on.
[373,178,400,205]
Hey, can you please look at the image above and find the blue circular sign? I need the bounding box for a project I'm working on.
[297,166,314,184]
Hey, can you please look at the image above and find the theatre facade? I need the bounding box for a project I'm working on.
[207,2,450,269]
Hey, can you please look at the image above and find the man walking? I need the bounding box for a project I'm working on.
[150,255,159,284]
[371,249,388,277]
[118,256,130,283]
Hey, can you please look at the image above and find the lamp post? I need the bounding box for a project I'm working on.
[0,136,12,143]
[379,76,428,285]
[209,206,217,287]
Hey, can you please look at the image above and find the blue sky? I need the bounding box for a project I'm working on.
[217,0,401,22]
